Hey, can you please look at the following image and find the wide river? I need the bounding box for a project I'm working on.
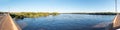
[16,14,115,30]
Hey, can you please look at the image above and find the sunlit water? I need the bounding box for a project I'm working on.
[16,14,115,30]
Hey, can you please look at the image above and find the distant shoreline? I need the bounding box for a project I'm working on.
[0,12,117,20]
[61,12,117,15]
[0,12,118,15]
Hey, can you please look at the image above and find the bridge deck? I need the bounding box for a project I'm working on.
[0,14,21,30]
[113,14,120,29]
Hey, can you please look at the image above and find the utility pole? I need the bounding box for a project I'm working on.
[112,0,120,30]
[115,0,118,14]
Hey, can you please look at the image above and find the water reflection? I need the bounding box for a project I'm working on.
[16,21,27,29]
[16,14,115,30]
[93,22,111,28]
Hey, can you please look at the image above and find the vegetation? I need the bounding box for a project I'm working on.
[88,12,117,15]
[0,12,118,19]
[64,12,117,15]
[50,12,59,16]
[10,12,59,19]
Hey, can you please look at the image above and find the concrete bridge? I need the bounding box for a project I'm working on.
[0,13,21,30]
[112,14,120,30]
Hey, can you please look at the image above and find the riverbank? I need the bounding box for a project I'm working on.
[0,12,117,19]
[10,12,59,19]
[62,12,117,15]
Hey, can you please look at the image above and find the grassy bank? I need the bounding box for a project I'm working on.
[0,12,117,19]
[10,12,59,19]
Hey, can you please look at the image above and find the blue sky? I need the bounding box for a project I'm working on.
[0,0,119,13]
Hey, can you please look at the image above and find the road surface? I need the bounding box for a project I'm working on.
[111,14,120,30]
[0,14,21,30]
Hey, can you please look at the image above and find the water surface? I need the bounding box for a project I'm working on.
[16,14,115,30]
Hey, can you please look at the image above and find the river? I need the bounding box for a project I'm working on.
[16,14,115,30]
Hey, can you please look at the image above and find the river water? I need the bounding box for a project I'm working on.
[16,14,115,30]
